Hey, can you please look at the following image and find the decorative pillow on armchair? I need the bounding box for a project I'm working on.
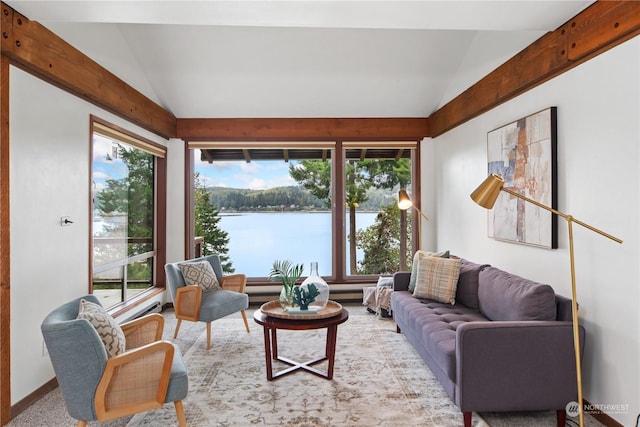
[77,298,126,358]
[178,261,221,291]
[408,250,450,293]
[412,253,461,305]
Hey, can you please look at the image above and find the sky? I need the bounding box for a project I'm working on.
[195,151,299,190]
[94,141,295,192]
[92,134,127,192]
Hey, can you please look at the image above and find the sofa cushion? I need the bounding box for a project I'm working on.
[408,250,450,293]
[478,267,557,321]
[454,258,490,310]
[391,293,488,383]
[413,254,461,304]
[418,303,488,383]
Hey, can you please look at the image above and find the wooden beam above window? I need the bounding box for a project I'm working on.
[177,118,429,142]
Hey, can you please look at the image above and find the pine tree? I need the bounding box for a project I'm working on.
[194,173,234,273]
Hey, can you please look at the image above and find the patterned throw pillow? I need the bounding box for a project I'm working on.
[77,298,126,358]
[408,250,450,292]
[178,261,221,291]
[412,254,461,305]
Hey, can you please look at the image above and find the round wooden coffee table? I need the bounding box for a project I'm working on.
[253,307,349,380]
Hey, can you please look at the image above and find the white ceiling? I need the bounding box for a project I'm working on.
[6,1,593,118]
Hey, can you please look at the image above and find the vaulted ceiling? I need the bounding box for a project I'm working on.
[4,1,593,119]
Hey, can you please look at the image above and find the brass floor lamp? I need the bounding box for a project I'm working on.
[470,173,622,427]
[398,189,429,246]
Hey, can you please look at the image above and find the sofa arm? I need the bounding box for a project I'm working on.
[393,271,411,291]
[455,321,585,413]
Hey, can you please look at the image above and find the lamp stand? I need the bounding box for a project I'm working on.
[567,216,584,427]
[498,187,622,427]
[412,206,429,251]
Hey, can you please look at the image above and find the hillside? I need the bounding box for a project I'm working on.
[207,185,395,212]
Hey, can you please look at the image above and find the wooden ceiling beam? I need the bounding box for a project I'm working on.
[0,2,176,139]
[429,0,640,137]
[176,118,428,142]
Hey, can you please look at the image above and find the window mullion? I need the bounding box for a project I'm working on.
[333,141,346,282]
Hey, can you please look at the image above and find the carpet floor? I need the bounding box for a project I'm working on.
[9,303,604,427]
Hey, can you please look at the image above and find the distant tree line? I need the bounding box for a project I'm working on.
[207,185,396,212]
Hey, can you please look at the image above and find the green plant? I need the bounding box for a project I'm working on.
[269,260,304,296]
[293,283,320,310]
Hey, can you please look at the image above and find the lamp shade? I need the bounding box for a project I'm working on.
[470,173,505,209]
[397,189,413,210]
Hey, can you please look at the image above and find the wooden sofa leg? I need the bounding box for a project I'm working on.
[396,325,401,333]
[463,412,472,427]
[556,409,566,427]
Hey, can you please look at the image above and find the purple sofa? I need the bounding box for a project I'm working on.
[391,258,584,427]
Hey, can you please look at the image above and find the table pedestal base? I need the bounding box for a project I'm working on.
[253,308,349,381]
[263,326,338,380]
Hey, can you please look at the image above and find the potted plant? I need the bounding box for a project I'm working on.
[269,260,304,310]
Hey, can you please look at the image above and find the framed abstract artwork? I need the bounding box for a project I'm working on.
[486,107,558,249]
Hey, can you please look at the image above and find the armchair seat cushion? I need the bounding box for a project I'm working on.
[199,289,249,322]
[165,343,189,403]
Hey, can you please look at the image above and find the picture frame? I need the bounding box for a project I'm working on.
[486,107,558,249]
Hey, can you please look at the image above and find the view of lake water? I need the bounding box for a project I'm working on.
[219,211,377,277]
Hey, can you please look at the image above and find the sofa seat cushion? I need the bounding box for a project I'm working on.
[392,291,488,383]
[417,301,488,383]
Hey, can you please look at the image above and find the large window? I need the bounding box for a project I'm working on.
[91,118,166,308]
[191,141,417,283]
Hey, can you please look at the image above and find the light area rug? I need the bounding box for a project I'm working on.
[128,305,490,427]
[7,303,604,427]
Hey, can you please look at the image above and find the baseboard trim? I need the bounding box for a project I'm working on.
[583,399,625,427]
[11,377,57,419]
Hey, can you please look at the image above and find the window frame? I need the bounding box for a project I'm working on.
[89,116,167,313]
[185,139,420,286]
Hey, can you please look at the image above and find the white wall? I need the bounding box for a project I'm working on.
[9,67,170,403]
[432,37,639,426]
[166,138,186,266]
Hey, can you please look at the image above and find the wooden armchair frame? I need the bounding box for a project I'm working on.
[80,314,186,427]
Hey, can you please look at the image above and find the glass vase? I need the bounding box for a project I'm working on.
[279,285,296,311]
[299,262,330,310]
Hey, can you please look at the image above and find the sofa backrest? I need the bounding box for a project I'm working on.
[454,258,490,310]
[478,266,557,321]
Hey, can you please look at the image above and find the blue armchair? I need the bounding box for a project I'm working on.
[165,255,250,350]
[41,295,188,427]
